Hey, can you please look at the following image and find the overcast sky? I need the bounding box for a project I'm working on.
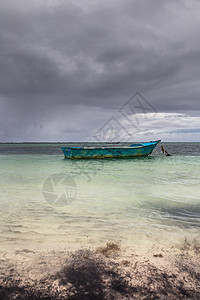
[0,0,200,142]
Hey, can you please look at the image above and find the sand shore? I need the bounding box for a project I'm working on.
[0,240,199,299]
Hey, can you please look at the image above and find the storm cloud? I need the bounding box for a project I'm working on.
[0,0,200,141]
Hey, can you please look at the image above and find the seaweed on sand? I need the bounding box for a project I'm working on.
[0,247,200,299]
[97,242,120,257]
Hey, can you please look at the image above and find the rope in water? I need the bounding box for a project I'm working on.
[161,145,171,156]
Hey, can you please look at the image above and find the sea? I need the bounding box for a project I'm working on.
[0,142,200,253]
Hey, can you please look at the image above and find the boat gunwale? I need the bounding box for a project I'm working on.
[61,145,144,150]
[61,140,160,150]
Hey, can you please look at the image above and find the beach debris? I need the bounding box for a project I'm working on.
[97,242,120,257]
[161,145,172,156]
[121,260,130,266]
[153,253,163,258]
[181,238,200,254]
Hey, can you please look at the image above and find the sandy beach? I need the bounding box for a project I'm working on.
[0,239,199,299]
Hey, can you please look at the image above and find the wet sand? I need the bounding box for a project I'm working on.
[0,240,199,299]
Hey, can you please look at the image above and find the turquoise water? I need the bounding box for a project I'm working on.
[0,143,199,252]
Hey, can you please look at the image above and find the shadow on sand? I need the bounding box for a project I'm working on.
[0,244,200,299]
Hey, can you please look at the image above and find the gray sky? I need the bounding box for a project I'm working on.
[0,0,200,142]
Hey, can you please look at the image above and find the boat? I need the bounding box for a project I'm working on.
[61,140,161,159]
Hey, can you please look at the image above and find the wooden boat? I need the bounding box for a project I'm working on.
[61,140,161,159]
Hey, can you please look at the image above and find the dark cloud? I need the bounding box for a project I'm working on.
[0,0,200,141]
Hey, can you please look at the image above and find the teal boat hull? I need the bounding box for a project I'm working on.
[61,140,161,159]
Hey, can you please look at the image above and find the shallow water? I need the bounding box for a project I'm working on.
[0,143,199,252]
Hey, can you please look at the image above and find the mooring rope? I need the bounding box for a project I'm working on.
[161,145,171,156]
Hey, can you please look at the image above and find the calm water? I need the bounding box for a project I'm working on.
[0,143,199,252]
